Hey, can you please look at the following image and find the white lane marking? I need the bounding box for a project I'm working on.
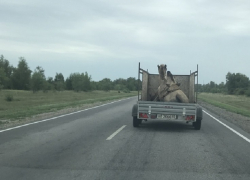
[0,97,134,133]
[106,125,126,140]
[203,110,250,143]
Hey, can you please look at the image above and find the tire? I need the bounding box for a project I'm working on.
[193,119,201,130]
[133,116,140,127]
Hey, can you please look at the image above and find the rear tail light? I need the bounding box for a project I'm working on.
[139,113,148,118]
[185,115,195,121]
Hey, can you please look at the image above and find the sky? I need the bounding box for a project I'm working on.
[0,0,250,84]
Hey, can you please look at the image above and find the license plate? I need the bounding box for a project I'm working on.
[157,114,177,119]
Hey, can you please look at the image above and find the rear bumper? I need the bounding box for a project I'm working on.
[135,101,202,122]
[137,114,197,122]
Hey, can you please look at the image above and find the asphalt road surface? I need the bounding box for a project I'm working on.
[1,97,250,180]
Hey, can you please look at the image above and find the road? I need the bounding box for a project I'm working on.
[1,97,250,180]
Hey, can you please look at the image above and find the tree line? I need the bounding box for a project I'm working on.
[198,72,250,96]
[2,55,249,96]
[0,55,141,93]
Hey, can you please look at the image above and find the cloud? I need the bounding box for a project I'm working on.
[0,0,250,83]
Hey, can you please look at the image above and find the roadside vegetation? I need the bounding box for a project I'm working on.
[0,54,141,123]
[2,54,250,120]
[198,71,250,117]
[198,93,250,117]
[0,90,137,121]
[198,72,250,96]
[0,55,141,92]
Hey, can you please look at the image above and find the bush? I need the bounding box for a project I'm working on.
[246,90,250,97]
[5,94,13,101]
[211,88,218,93]
[123,88,130,93]
[234,88,245,95]
[30,66,46,93]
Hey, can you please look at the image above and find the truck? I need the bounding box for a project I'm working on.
[132,63,203,130]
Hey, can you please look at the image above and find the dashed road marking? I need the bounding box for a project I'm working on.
[106,125,127,140]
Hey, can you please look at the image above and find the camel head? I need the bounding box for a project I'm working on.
[157,64,167,80]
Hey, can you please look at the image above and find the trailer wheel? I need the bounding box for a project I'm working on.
[133,116,140,127]
[193,119,201,130]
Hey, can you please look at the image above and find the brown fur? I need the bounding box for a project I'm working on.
[154,64,189,103]
[157,64,167,80]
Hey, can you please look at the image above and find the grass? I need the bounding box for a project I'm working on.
[198,93,250,117]
[0,90,137,120]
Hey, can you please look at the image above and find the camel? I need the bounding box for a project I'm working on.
[154,64,189,103]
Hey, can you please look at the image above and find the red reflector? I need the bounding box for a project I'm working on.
[185,115,195,120]
[139,113,148,118]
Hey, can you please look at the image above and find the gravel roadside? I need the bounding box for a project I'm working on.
[198,100,250,134]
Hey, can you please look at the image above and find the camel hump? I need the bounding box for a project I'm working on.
[176,91,189,103]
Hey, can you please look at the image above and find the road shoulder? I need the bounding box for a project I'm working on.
[198,100,250,134]
[0,97,134,131]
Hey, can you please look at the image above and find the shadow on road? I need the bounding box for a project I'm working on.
[136,120,196,132]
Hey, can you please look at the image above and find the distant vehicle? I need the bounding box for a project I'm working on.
[132,63,203,130]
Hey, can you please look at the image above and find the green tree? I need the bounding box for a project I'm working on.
[54,73,65,91]
[47,77,54,84]
[0,55,13,89]
[126,77,137,91]
[204,83,211,92]
[12,57,32,90]
[197,84,203,92]
[209,81,216,89]
[99,78,112,91]
[114,84,126,91]
[70,72,92,92]
[90,81,97,90]
[84,72,91,91]
[113,78,127,88]
[65,76,72,90]
[218,82,226,93]
[0,68,6,89]
[71,73,83,92]
[44,77,55,91]
[30,66,46,92]
[226,72,249,94]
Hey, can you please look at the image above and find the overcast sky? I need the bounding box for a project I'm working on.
[1,0,249,84]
